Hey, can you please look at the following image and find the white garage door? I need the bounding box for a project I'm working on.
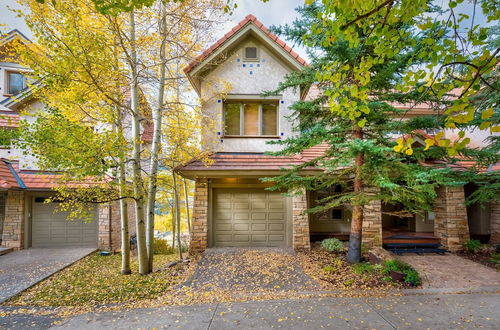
[213,188,288,247]
[32,197,98,248]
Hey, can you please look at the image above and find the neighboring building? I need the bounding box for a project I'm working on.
[177,15,500,253]
[0,30,136,251]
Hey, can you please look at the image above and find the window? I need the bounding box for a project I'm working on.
[6,72,26,95]
[244,47,258,61]
[223,101,278,136]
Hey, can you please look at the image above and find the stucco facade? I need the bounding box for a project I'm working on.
[200,38,300,153]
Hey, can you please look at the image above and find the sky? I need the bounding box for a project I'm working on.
[0,0,489,62]
[0,0,308,58]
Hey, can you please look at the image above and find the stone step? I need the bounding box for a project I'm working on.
[0,247,13,256]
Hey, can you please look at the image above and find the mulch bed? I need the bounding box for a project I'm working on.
[297,246,402,292]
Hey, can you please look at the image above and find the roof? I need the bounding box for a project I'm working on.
[0,159,24,189]
[176,144,328,178]
[0,112,20,128]
[0,29,31,48]
[184,14,307,75]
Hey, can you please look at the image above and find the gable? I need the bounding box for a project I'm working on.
[185,15,307,96]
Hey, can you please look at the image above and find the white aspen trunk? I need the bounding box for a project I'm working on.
[183,178,191,234]
[116,116,131,275]
[171,204,176,248]
[172,171,183,260]
[129,9,149,275]
[146,1,167,271]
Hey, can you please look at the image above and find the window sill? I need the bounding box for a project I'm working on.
[222,135,281,139]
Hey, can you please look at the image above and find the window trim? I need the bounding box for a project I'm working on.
[243,46,259,62]
[223,101,279,138]
[3,70,27,96]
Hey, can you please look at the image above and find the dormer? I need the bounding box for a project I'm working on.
[184,15,308,153]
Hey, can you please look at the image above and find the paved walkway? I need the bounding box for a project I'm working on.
[399,253,500,289]
[183,248,319,293]
[0,248,95,303]
[39,292,499,329]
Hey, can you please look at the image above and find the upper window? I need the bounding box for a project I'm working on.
[6,72,26,95]
[224,101,278,137]
[244,47,259,61]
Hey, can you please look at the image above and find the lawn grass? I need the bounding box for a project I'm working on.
[7,252,191,307]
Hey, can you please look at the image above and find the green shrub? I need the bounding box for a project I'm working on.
[403,269,421,286]
[323,265,336,274]
[352,262,373,275]
[153,238,175,255]
[490,253,500,265]
[320,238,344,252]
[464,239,482,253]
[383,259,421,286]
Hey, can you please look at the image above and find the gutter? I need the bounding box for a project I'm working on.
[4,160,26,189]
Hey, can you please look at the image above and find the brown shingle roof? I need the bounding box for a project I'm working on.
[177,143,328,173]
[184,14,307,74]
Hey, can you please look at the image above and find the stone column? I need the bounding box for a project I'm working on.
[189,178,209,252]
[98,203,112,250]
[362,188,382,248]
[490,202,500,244]
[1,191,25,249]
[292,190,310,249]
[434,185,470,251]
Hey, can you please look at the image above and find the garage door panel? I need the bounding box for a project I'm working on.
[251,201,266,209]
[215,212,232,220]
[269,235,285,242]
[251,223,266,231]
[269,212,284,220]
[269,223,285,231]
[234,213,249,220]
[251,213,266,220]
[215,223,232,231]
[215,234,232,242]
[234,234,250,242]
[269,202,284,209]
[233,223,250,231]
[251,234,266,242]
[234,202,250,210]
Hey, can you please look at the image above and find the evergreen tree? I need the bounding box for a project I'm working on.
[265,3,498,262]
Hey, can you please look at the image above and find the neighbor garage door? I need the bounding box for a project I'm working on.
[32,197,98,248]
[213,188,288,247]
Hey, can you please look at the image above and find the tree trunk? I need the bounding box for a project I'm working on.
[171,204,176,248]
[129,9,149,275]
[146,2,167,271]
[347,126,364,263]
[172,172,183,260]
[183,178,191,234]
[118,144,131,275]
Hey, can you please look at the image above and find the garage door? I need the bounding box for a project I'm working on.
[32,197,98,248]
[213,188,288,247]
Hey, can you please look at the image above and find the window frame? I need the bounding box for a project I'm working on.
[243,46,259,62]
[223,101,279,138]
[4,70,27,96]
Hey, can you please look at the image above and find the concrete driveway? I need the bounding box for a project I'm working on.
[183,248,319,294]
[0,248,95,303]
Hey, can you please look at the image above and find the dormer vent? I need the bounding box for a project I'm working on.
[244,47,258,61]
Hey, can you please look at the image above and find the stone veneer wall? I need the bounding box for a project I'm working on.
[1,191,25,249]
[98,200,136,251]
[292,190,310,249]
[362,197,383,248]
[189,178,209,252]
[434,185,470,251]
[490,202,500,244]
